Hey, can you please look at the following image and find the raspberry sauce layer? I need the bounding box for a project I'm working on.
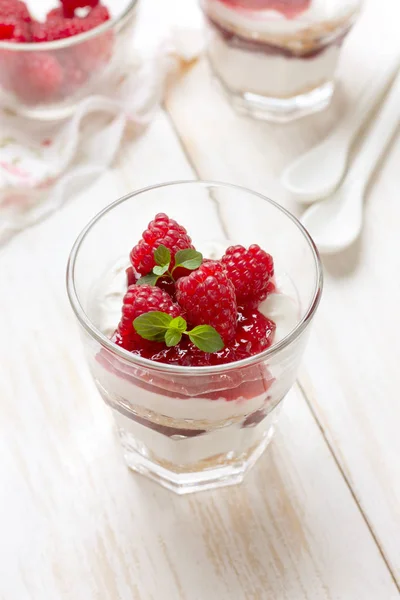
[207,15,349,59]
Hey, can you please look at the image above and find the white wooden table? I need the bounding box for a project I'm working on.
[1,0,400,598]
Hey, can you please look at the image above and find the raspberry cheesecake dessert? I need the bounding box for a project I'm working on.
[0,0,137,117]
[201,0,362,121]
[67,181,322,493]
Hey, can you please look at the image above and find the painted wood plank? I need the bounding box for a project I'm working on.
[164,0,400,584]
[0,108,398,599]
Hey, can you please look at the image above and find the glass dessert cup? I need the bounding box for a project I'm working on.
[0,0,138,120]
[67,181,323,494]
[201,0,363,122]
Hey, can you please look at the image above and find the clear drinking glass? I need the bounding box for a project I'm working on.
[200,0,363,122]
[67,181,322,494]
[0,0,138,120]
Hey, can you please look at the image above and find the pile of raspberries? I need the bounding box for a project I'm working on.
[0,0,112,104]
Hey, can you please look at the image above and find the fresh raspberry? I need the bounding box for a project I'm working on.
[126,267,137,287]
[130,213,194,276]
[46,7,64,21]
[69,6,112,73]
[32,5,110,42]
[0,0,32,23]
[221,244,274,308]
[76,28,113,73]
[0,47,13,89]
[12,53,63,103]
[32,18,87,42]
[83,4,110,26]
[30,21,45,42]
[0,19,17,40]
[116,284,182,350]
[11,19,30,41]
[0,20,13,39]
[61,54,88,95]
[176,261,237,344]
[0,17,30,41]
[61,0,99,19]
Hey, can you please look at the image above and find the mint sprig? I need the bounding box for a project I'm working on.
[169,316,187,332]
[133,311,173,342]
[153,265,169,276]
[154,245,171,267]
[136,244,203,286]
[188,325,224,353]
[133,311,224,353]
[174,249,202,271]
[136,273,159,286]
[165,329,183,347]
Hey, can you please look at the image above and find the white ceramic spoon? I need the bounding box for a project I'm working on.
[281,56,400,204]
[301,69,400,254]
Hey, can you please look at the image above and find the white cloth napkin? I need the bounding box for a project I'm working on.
[0,1,204,246]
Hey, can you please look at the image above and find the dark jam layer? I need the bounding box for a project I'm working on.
[207,15,350,59]
[111,401,278,439]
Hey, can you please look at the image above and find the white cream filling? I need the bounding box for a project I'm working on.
[94,366,273,422]
[208,35,339,97]
[114,401,282,465]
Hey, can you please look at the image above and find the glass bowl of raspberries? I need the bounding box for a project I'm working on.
[0,0,138,119]
[67,181,323,494]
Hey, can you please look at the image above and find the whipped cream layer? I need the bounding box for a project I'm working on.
[208,35,339,97]
[114,400,282,466]
[96,372,273,423]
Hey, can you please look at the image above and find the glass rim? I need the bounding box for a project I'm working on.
[66,180,323,375]
[0,0,138,51]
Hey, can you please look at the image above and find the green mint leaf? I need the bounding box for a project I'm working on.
[188,325,224,353]
[133,311,173,341]
[154,244,171,268]
[153,265,169,276]
[165,329,183,347]
[169,316,187,333]
[136,273,159,286]
[174,249,203,271]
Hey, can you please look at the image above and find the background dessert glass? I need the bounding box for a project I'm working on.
[0,0,138,120]
[201,0,363,122]
[67,181,323,494]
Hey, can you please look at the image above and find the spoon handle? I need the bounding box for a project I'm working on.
[344,69,400,187]
[332,47,400,146]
